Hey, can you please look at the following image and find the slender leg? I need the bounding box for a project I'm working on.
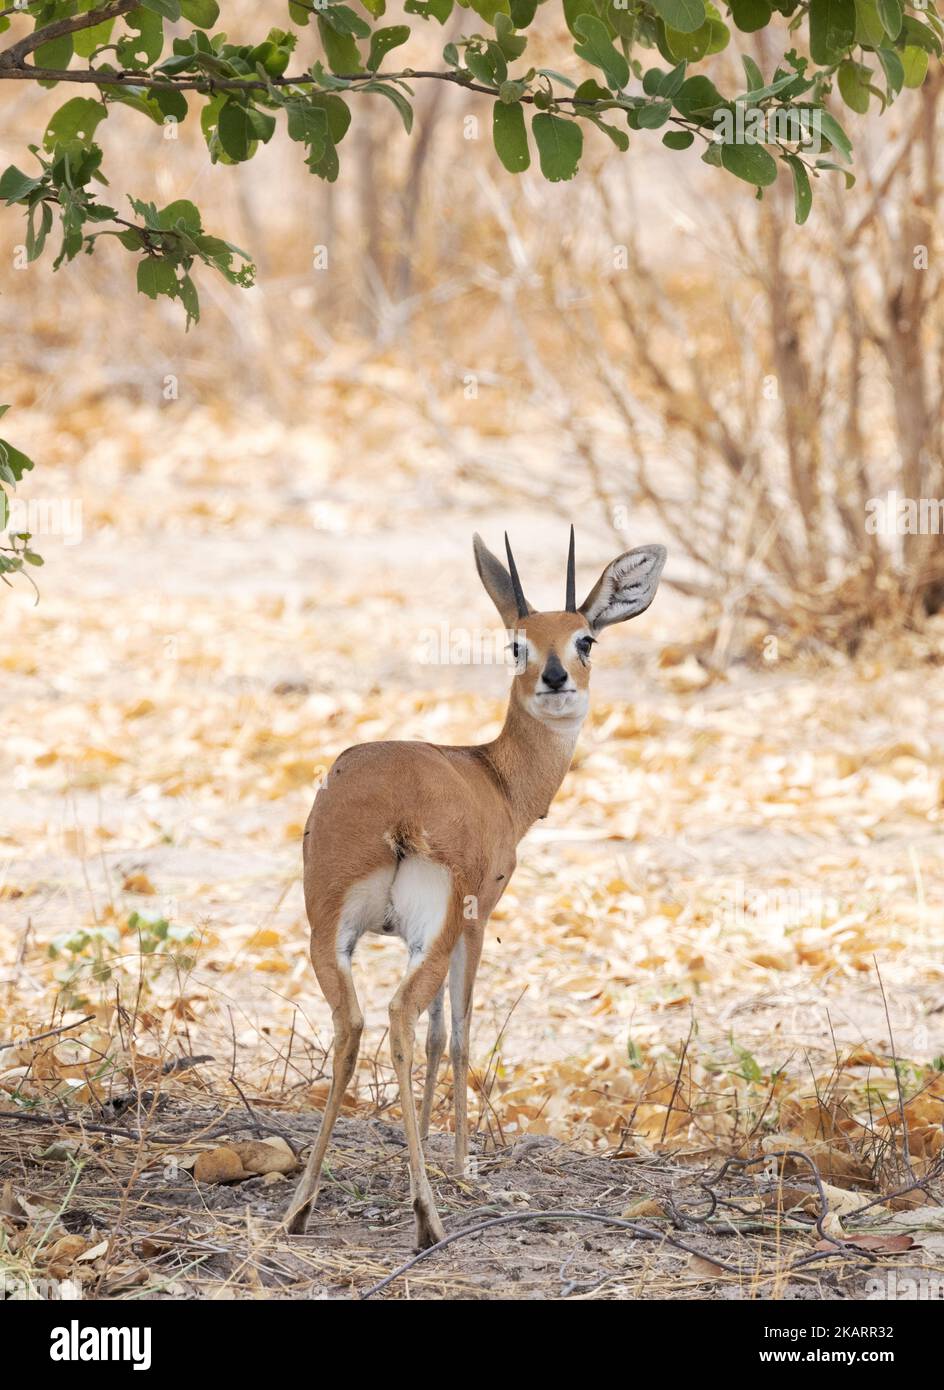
[420,985,446,1142]
[284,958,362,1235]
[387,855,458,1250]
[389,958,450,1249]
[449,928,483,1179]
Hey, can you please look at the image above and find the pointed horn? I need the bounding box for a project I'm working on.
[504,532,529,620]
[565,524,576,612]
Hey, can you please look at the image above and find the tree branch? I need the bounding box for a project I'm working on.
[0,0,137,71]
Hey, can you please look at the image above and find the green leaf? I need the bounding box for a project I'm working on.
[493,99,530,171]
[509,0,536,22]
[573,14,630,89]
[499,78,528,102]
[783,153,812,223]
[318,15,363,72]
[730,0,771,30]
[815,157,856,188]
[141,0,181,18]
[34,32,73,71]
[563,0,596,36]
[877,0,902,39]
[117,7,164,68]
[536,67,577,89]
[531,112,583,181]
[741,54,764,90]
[362,82,413,132]
[154,86,189,123]
[900,44,929,86]
[137,257,179,299]
[720,139,778,185]
[405,0,454,20]
[838,59,871,112]
[649,0,707,35]
[673,74,725,121]
[157,199,202,232]
[309,93,352,144]
[809,0,856,63]
[876,47,904,94]
[660,61,689,97]
[74,16,116,60]
[495,13,528,59]
[637,100,672,128]
[248,107,277,143]
[218,101,253,160]
[585,113,630,150]
[321,4,372,38]
[0,439,35,482]
[854,0,885,47]
[663,129,695,148]
[664,20,711,60]
[666,8,728,60]
[106,86,162,124]
[180,0,219,24]
[899,17,940,56]
[26,201,52,262]
[43,98,107,153]
[739,72,798,101]
[0,166,43,202]
[817,107,853,161]
[466,0,511,19]
[287,102,329,158]
[367,25,410,70]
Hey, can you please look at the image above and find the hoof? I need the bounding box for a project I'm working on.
[283,1204,311,1236]
[413,1200,445,1251]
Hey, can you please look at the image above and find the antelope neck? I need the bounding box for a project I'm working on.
[483,694,583,838]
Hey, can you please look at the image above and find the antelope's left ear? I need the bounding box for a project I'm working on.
[579,545,667,633]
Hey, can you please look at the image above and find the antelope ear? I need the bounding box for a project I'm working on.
[579,545,666,633]
[473,533,533,629]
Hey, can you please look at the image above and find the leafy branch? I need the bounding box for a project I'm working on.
[0,404,39,596]
[0,0,939,315]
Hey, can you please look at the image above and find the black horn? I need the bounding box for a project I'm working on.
[565,524,576,612]
[504,532,529,620]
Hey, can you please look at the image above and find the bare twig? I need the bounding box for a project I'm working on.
[0,1013,95,1052]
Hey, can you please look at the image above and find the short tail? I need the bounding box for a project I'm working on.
[383,823,432,861]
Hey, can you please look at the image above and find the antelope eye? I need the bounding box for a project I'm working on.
[508,640,527,667]
[576,635,595,659]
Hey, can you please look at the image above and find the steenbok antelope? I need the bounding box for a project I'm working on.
[285,529,666,1247]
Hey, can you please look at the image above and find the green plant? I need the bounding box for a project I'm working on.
[0,404,38,590]
[48,911,197,1009]
[2,2,940,586]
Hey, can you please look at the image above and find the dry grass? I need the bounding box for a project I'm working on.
[3,1089,943,1301]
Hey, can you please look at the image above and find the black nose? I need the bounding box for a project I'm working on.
[542,657,569,691]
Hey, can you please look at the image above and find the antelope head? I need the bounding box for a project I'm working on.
[473,527,667,732]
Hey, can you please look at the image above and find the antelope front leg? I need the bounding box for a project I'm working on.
[389,959,449,1250]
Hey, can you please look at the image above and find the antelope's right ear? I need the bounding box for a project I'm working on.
[473,533,533,629]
